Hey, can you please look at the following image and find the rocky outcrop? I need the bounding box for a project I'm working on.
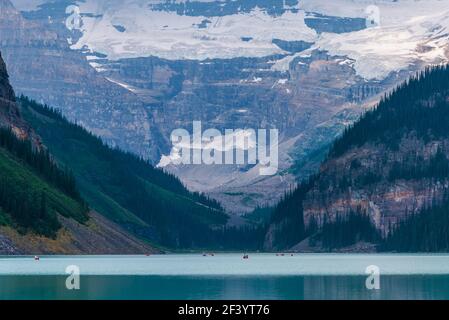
[302,140,449,235]
[0,234,21,255]
[0,50,19,130]
[0,50,40,144]
[0,51,14,102]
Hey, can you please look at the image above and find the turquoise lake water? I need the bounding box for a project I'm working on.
[2,254,449,300]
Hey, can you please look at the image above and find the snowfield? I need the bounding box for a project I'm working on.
[308,2,449,79]
[72,1,317,61]
[12,0,449,80]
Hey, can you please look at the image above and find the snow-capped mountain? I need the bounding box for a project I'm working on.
[5,0,449,213]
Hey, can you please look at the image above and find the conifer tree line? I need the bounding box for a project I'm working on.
[268,177,315,249]
[0,126,82,203]
[0,125,88,237]
[388,147,449,182]
[0,179,60,237]
[316,210,381,250]
[381,192,449,252]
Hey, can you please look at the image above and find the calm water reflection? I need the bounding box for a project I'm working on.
[2,275,449,300]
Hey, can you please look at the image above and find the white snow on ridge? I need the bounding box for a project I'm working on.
[298,0,449,79]
[271,0,449,79]
[313,11,449,79]
[71,0,317,61]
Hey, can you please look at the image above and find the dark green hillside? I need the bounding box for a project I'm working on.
[0,127,88,238]
[20,97,237,249]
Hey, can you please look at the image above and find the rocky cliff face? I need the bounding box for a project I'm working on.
[0,50,38,142]
[0,50,18,127]
[301,140,449,234]
[0,51,15,102]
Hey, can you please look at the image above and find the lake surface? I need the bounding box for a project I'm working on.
[2,254,449,300]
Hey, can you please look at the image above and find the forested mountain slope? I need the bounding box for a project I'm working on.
[265,65,449,252]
